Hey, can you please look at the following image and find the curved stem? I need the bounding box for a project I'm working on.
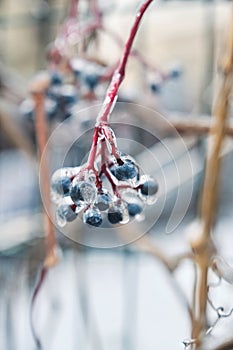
[96,0,154,125]
[87,126,99,169]
[69,0,79,18]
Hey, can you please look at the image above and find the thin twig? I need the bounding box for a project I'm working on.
[32,84,59,268]
[168,115,233,137]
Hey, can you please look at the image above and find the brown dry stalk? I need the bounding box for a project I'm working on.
[190,6,233,347]
[32,88,59,268]
[169,116,233,137]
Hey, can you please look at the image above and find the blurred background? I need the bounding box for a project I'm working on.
[0,1,233,349]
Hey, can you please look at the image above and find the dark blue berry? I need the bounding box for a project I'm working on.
[84,209,102,227]
[70,181,96,204]
[127,203,142,217]
[111,159,138,181]
[96,193,111,211]
[50,72,63,86]
[57,204,77,222]
[108,206,123,224]
[52,176,71,196]
[140,179,158,196]
[84,73,100,90]
[150,82,161,93]
[168,66,182,79]
[70,183,84,202]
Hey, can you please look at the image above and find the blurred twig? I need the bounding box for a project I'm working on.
[190,6,233,348]
[134,234,193,272]
[168,115,233,137]
[30,75,59,268]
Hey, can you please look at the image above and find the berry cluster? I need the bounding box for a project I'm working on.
[19,57,108,123]
[51,125,158,228]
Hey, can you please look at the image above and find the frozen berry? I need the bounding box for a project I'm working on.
[83,208,102,227]
[168,64,182,79]
[50,72,63,86]
[140,178,158,196]
[70,183,84,202]
[96,192,111,211]
[150,82,161,93]
[108,206,123,224]
[84,73,100,90]
[111,159,138,181]
[57,204,77,222]
[52,175,71,196]
[70,180,97,204]
[149,73,162,94]
[127,203,142,217]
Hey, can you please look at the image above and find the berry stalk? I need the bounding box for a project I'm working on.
[69,0,79,18]
[96,0,154,125]
[87,0,154,172]
[51,0,159,229]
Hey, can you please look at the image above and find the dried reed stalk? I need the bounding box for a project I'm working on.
[190,6,233,348]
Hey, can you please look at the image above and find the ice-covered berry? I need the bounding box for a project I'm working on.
[50,72,63,86]
[107,206,123,224]
[84,73,100,90]
[51,175,71,196]
[127,203,142,217]
[70,180,97,205]
[111,158,138,181]
[96,191,111,211]
[57,204,77,222]
[168,64,182,79]
[83,208,102,227]
[150,82,161,93]
[140,177,158,196]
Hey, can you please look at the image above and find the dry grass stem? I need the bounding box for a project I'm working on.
[191,6,233,347]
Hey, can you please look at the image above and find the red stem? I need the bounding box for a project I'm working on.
[100,25,165,79]
[30,267,48,349]
[89,0,102,22]
[87,126,99,169]
[87,0,154,174]
[69,0,79,18]
[96,0,154,125]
